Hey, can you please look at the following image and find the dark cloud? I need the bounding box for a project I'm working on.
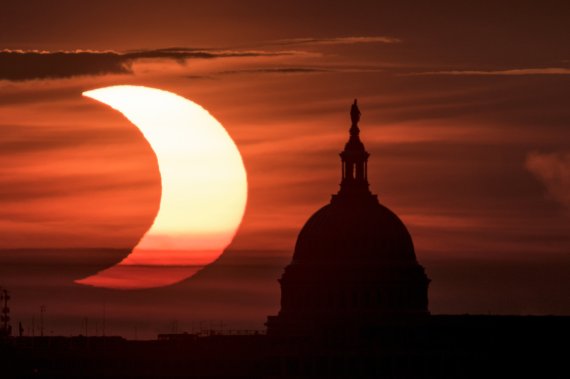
[0,48,286,81]
[0,35,395,82]
[124,47,282,61]
[0,50,130,81]
[0,32,406,84]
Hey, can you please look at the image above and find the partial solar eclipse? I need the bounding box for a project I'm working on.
[76,85,247,289]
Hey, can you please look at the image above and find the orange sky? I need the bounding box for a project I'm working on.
[1,0,569,337]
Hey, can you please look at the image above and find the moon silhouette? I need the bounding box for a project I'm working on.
[76,85,247,289]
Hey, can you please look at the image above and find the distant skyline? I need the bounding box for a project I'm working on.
[1,1,569,337]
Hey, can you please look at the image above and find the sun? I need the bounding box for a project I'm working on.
[75,85,248,289]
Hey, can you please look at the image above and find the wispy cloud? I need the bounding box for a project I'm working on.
[271,36,401,46]
[0,48,291,81]
[410,67,570,76]
[0,35,399,81]
[526,151,570,208]
[220,67,329,75]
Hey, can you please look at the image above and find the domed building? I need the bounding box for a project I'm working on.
[267,100,430,338]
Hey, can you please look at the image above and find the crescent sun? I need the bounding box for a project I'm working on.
[75,85,248,289]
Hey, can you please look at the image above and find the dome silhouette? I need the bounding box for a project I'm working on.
[293,201,416,264]
[267,100,430,338]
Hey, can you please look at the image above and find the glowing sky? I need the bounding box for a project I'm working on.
[0,1,569,337]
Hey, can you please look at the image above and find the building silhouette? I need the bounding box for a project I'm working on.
[0,101,568,378]
[267,99,429,339]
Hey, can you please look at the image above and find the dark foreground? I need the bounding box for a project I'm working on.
[1,315,568,378]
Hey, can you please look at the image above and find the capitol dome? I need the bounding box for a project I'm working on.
[293,201,416,264]
[267,100,430,338]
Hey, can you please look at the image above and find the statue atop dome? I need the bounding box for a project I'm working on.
[350,99,361,125]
